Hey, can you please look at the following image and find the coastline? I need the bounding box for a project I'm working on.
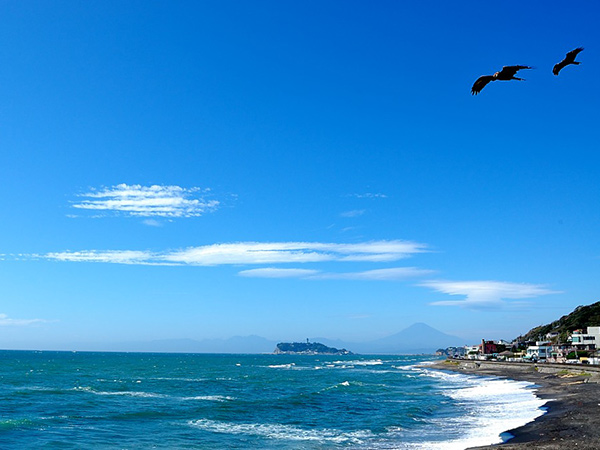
[427,360,600,449]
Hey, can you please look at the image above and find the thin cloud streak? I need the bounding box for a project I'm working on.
[0,313,47,326]
[42,240,428,266]
[348,193,388,199]
[314,267,435,280]
[239,267,434,280]
[44,250,156,265]
[422,280,561,309]
[71,184,219,218]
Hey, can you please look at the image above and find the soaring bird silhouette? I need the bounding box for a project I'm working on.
[471,65,533,95]
[553,47,584,75]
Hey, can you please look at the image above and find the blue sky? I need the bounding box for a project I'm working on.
[1,1,599,350]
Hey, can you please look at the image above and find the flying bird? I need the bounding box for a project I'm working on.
[471,65,533,95]
[553,47,584,75]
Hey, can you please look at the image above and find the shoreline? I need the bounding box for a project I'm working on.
[427,360,600,449]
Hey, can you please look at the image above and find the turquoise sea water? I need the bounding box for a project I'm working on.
[0,351,547,449]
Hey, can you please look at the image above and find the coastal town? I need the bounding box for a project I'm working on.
[439,325,600,365]
[437,301,600,366]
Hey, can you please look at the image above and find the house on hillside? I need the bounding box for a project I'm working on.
[569,327,600,350]
[525,342,552,362]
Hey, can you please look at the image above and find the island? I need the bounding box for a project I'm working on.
[273,341,353,355]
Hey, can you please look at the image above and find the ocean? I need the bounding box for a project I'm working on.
[0,351,547,449]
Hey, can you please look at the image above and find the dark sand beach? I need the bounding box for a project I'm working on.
[428,360,600,450]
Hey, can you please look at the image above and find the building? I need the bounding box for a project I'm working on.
[525,342,552,361]
[464,345,480,359]
[479,340,498,356]
[569,326,600,350]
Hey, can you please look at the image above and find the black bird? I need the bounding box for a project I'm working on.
[471,65,533,95]
[553,47,584,75]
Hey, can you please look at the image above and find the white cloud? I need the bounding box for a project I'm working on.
[41,240,427,266]
[44,250,156,265]
[422,280,561,309]
[239,266,433,280]
[0,313,47,326]
[71,184,219,218]
[318,267,434,280]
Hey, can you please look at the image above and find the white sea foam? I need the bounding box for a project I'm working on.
[188,419,374,443]
[149,377,207,382]
[333,359,383,366]
[181,395,234,402]
[95,391,167,398]
[267,363,295,369]
[71,387,166,398]
[396,369,550,450]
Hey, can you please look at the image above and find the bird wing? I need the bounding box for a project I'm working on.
[566,47,584,61]
[471,75,494,95]
[553,61,566,75]
[554,48,584,75]
[498,65,532,77]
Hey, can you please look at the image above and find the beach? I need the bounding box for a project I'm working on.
[429,360,600,449]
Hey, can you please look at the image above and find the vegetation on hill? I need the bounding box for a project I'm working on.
[274,341,352,355]
[519,301,600,342]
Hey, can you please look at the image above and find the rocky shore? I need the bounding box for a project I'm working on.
[428,360,600,449]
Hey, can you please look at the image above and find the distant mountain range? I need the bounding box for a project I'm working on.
[101,323,465,355]
[315,323,466,354]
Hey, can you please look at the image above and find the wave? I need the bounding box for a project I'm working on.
[267,363,295,369]
[0,418,38,431]
[333,359,383,366]
[406,369,549,449]
[188,419,374,444]
[71,387,167,398]
[181,395,234,402]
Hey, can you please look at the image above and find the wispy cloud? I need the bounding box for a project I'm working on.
[315,267,434,280]
[422,280,561,309]
[0,313,47,326]
[44,250,156,265]
[348,193,388,199]
[142,219,164,227]
[239,266,433,280]
[41,240,428,266]
[340,209,366,218]
[71,184,219,218]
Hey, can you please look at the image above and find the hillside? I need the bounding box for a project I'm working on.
[274,342,352,355]
[520,301,600,342]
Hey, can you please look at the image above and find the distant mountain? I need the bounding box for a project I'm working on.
[359,323,465,354]
[85,324,463,354]
[520,301,600,342]
[108,335,278,354]
[315,323,465,355]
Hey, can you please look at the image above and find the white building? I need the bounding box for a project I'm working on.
[570,326,600,349]
[526,342,552,361]
[464,345,480,359]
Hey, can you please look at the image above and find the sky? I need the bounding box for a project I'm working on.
[1,1,599,350]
